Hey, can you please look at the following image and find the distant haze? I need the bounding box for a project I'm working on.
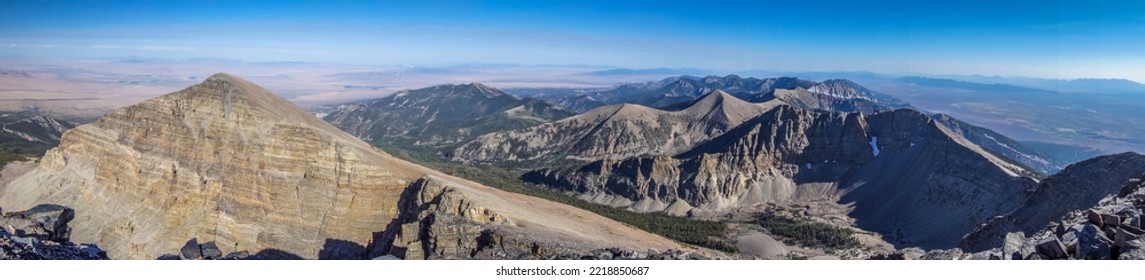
[2,1,1144,83]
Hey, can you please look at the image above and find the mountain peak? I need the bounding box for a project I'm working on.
[448,82,505,98]
[177,73,316,122]
[819,78,857,85]
[129,73,373,151]
[201,72,273,97]
[205,72,241,82]
[697,89,732,101]
[680,89,749,113]
[191,72,281,102]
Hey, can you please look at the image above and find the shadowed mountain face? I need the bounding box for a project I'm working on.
[323,83,574,151]
[524,105,1038,249]
[0,73,679,259]
[959,152,1145,252]
[931,114,1062,176]
[743,79,1059,175]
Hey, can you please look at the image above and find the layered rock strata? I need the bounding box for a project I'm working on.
[0,73,679,259]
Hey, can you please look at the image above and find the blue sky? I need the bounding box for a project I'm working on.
[2,0,1144,80]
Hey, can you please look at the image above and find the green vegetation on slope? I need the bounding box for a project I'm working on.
[0,148,27,167]
[0,110,76,167]
[755,212,860,250]
[380,143,738,253]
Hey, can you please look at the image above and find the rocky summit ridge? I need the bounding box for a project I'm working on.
[932,165,1145,260]
[960,152,1145,252]
[0,73,679,259]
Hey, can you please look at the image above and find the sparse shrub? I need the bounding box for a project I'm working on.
[755,212,860,250]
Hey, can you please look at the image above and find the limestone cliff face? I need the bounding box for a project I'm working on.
[960,152,1145,251]
[0,73,678,259]
[525,106,1036,248]
[0,73,416,259]
[453,90,781,165]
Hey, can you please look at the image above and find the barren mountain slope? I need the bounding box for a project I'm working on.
[525,106,1036,249]
[453,90,781,165]
[0,73,677,259]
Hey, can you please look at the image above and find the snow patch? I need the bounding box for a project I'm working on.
[870,136,880,157]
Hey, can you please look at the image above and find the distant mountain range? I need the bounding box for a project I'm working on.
[319,74,1069,175]
[865,75,1145,159]
[536,75,913,114]
[7,71,1145,260]
[322,83,573,153]
[442,75,1063,175]
[0,110,76,165]
[453,90,782,165]
[896,76,1057,95]
[583,68,708,76]
[321,76,1088,250]
[933,75,1145,95]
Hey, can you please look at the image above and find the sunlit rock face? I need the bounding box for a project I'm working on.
[0,73,419,259]
[0,73,680,260]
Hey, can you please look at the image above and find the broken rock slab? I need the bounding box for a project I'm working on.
[180,238,201,260]
[200,241,223,260]
[1076,224,1113,260]
[1119,239,1145,260]
[1035,238,1069,260]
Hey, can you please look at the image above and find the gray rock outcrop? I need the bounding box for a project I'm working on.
[526,106,1035,249]
[960,152,1145,252]
[0,204,108,260]
[962,170,1145,259]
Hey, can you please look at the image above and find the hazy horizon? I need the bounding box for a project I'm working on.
[3,1,1144,82]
